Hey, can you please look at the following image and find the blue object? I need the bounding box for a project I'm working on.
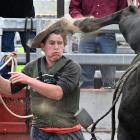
[2,31,36,52]
[0,61,11,79]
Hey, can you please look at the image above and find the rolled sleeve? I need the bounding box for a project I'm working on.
[57,61,81,97]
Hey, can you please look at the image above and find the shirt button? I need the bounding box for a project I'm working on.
[96,12,99,15]
[97,4,100,7]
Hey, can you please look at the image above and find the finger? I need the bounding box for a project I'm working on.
[8,72,18,75]
[10,74,19,80]
[10,76,21,83]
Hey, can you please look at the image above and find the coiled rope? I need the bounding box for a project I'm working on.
[0,53,33,118]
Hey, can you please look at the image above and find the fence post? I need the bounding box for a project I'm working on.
[57,0,64,18]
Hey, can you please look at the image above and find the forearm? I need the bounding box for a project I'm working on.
[0,76,11,94]
[27,78,63,100]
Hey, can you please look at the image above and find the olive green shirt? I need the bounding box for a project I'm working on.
[11,56,81,128]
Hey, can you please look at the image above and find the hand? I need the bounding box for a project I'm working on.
[9,72,31,84]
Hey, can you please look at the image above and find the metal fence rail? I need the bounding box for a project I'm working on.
[0,17,136,78]
[64,53,135,65]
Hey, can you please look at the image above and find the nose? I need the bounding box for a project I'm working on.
[54,43,59,49]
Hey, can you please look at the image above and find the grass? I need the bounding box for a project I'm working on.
[16,47,24,53]
[16,65,25,72]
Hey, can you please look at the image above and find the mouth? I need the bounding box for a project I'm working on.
[51,52,61,58]
[53,52,60,55]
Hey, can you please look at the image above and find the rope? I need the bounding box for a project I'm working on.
[0,95,33,119]
[0,56,14,71]
[89,57,140,140]
[0,53,33,118]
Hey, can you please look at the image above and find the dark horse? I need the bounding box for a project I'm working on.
[74,5,140,140]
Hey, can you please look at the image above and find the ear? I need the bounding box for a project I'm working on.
[129,5,138,13]
[40,43,45,48]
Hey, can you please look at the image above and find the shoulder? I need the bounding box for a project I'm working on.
[25,58,38,67]
[23,57,43,71]
[62,56,81,73]
[63,55,80,67]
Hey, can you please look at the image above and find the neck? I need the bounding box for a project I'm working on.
[45,57,54,68]
[93,9,124,27]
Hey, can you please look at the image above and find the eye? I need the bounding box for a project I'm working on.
[49,42,55,45]
[57,41,64,45]
[47,40,55,45]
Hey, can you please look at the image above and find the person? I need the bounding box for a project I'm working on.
[0,0,36,52]
[0,20,85,140]
[69,0,128,89]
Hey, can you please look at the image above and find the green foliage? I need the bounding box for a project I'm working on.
[16,65,25,72]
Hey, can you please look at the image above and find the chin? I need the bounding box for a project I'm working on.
[52,56,61,61]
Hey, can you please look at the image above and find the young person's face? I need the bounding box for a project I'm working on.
[41,33,65,62]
